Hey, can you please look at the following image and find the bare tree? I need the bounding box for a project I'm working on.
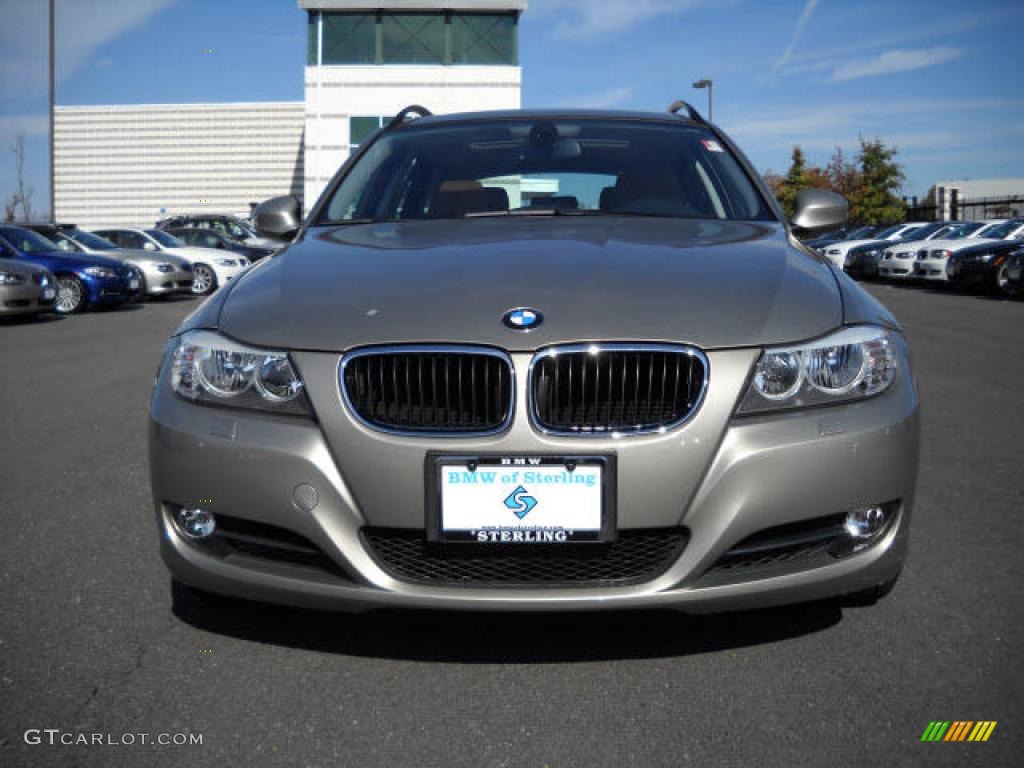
[4,133,34,222]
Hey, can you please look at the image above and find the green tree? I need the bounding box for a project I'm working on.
[848,137,905,225]
[825,146,860,199]
[776,145,810,219]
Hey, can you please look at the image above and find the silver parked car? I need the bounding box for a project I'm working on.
[150,107,920,614]
[0,257,56,318]
[22,224,194,298]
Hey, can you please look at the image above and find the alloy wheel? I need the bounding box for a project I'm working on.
[55,276,84,314]
[192,265,215,295]
[996,264,1014,296]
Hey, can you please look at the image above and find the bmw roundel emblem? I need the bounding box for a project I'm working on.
[502,307,543,331]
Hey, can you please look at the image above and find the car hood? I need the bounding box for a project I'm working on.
[243,235,279,249]
[920,237,1001,253]
[216,218,841,352]
[16,250,128,272]
[0,257,48,277]
[163,245,231,262]
[98,248,190,268]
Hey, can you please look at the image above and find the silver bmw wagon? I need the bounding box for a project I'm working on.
[149,106,919,613]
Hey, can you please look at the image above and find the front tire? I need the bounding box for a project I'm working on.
[996,263,1018,296]
[54,275,86,314]
[191,264,217,295]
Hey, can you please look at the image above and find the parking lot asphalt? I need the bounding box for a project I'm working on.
[0,284,1021,768]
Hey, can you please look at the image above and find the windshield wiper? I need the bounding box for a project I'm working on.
[465,209,617,219]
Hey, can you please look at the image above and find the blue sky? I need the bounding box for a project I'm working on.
[3,0,1023,214]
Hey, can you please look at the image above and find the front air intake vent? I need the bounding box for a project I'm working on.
[530,344,708,435]
[341,346,514,435]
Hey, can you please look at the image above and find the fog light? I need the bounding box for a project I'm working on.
[844,506,887,540]
[177,508,216,539]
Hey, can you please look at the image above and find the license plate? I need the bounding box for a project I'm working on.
[427,455,615,543]
[43,288,55,300]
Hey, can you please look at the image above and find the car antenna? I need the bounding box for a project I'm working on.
[387,105,433,130]
[666,100,706,123]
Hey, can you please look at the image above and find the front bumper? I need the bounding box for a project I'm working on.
[0,282,55,315]
[83,273,138,305]
[142,267,194,296]
[913,260,949,282]
[878,259,918,279]
[149,343,919,613]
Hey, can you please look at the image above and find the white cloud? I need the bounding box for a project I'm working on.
[56,0,179,80]
[830,47,963,82]
[771,0,820,73]
[562,86,634,110]
[531,0,732,39]
[0,0,178,97]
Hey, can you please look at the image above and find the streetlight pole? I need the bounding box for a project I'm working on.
[692,78,712,122]
[49,0,55,221]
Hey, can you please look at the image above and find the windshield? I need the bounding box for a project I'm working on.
[902,222,948,241]
[68,229,118,251]
[980,219,1022,239]
[874,225,903,239]
[223,220,255,239]
[145,229,184,247]
[321,119,775,223]
[0,227,62,253]
[847,225,876,239]
[945,222,983,239]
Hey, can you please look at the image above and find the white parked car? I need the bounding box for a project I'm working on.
[821,222,928,270]
[912,219,1024,283]
[93,228,249,294]
[875,222,970,280]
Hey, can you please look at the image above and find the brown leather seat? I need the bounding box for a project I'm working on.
[600,173,691,216]
[428,181,509,218]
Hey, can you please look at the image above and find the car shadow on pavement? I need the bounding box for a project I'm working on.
[171,587,842,662]
[0,312,66,326]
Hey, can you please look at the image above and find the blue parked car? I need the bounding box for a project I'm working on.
[0,225,141,314]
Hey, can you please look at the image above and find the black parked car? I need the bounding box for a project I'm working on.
[154,214,279,250]
[164,228,275,262]
[803,224,878,251]
[846,221,957,280]
[944,238,1024,295]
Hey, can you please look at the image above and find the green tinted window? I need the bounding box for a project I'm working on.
[350,116,384,147]
[323,14,376,65]
[319,12,518,67]
[450,14,517,65]
[381,14,445,64]
[307,13,317,65]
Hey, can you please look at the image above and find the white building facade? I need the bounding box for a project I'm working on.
[53,1,525,227]
[301,0,526,212]
[54,102,305,228]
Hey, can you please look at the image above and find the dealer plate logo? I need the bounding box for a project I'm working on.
[503,486,538,519]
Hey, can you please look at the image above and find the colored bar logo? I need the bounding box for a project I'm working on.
[920,721,997,742]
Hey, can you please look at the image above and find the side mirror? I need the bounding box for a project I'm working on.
[143,241,157,251]
[253,195,301,242]
[791,189,848,234]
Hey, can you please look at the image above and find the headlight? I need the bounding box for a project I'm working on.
[738,326,898,414]
[216,259,235,267]
[156,263,174,273]
[977,253,995,263]
[0,270,26,285]
[84,266,117,278]
[170,330,311,416]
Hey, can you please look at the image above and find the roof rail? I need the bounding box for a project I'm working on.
[666,100,705,122]
[387,105,433,129]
